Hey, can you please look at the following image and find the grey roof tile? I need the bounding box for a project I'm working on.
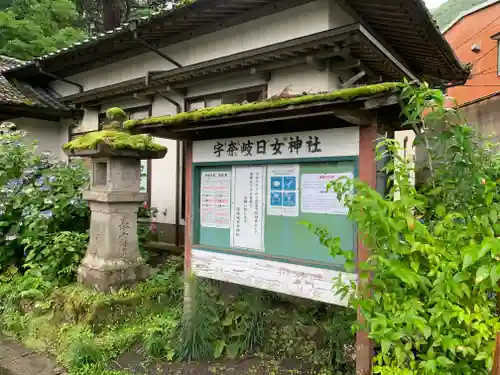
[0,55,71,111]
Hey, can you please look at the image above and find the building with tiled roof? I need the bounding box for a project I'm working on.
[0,55,77,117]
[0,55,81,159]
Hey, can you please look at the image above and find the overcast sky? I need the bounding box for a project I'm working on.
[425,0,447,9]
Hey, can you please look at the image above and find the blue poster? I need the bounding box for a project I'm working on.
[271,176,283,191]
[270,192,283,206]
[283,176,297,191]
[283,192,296,207]
[267,165,300,217]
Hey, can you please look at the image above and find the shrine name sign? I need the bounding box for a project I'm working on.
[192,127,360,163]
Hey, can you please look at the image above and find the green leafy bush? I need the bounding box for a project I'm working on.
[0,124,90,274]
[23,231,88,283]
[306,83,500,374]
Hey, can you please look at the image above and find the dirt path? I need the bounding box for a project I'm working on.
[114,348,324,375]
[0,338,65,375]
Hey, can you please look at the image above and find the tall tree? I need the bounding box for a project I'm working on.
[0,0,86,60]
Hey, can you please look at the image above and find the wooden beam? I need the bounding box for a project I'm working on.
[331,59,361,71]
[492,333,500,375]
[165,85,187,96]
[333,108,373,126]
[306,55,326,71]
[364,94,399,110]
[342,70,366,88]
[356,121,377,375]
[249,67,271,81]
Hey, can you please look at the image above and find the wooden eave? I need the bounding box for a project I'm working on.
[348,0,468,83]
[62,24,410,105]
[130,92,402,141]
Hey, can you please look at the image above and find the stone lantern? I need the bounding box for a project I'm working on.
[63,108,167,291]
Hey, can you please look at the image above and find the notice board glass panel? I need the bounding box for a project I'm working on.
[195,160,356,268]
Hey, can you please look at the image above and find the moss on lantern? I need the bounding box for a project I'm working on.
[63,129,167,152]
[124,82,404,129]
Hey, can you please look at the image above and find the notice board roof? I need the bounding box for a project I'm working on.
[126,82,404,140]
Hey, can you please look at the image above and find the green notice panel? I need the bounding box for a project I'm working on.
[195,160,356,269]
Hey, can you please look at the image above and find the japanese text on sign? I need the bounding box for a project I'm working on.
[200,171,231,228]
[193,128,359,163]
[213,135,322,158]
[230,166,265,251]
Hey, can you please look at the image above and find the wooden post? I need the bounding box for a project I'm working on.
[356,122,378,374]
[492,333,500,375]
[183,141,194,315]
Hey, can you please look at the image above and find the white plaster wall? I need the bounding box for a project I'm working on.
[59,121,71,162]
[78,109,99,132]
[13,117,66,160]
[150,95,183,225]
[100,97,152,112]
[50,0,354,96]
[187,76,267,98]
[268,65,342,96]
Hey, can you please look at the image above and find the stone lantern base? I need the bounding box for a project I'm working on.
[78,261,150,292]
[78,191,152,292]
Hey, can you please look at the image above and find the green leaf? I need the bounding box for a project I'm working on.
[463,252,475,269]
[381,339,391,355]
[436,356,454,367]
[222,312,234,326]
[423,326,431,339]
[436,204,446,217]
[344,260,355,272]
[428,187,442,196]
[226,343,239,359]
[476,266,490,284]
[490,209,498,224]
[213,340,226,358]
[486,192,494,207]
[474,352,489,361]
[491,264,500,285]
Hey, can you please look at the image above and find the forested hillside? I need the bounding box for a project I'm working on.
[0,0,185,61]
[432,0,486,29]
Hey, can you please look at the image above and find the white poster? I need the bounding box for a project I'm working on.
[200,171,231,228]
[230,166,265,251]
[267,164,299,217]
[140,160,148,193]
[301,172,353,215]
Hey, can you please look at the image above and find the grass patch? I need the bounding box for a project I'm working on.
[0,257,355,375]
[124,82,403,129]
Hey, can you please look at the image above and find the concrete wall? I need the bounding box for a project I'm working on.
[460,95,500,143]
[13,117,68,160]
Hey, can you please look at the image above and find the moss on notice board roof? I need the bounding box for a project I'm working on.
[63,129,167,152]
[124,82,403,129]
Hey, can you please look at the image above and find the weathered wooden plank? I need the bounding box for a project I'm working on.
[191,249,354,306]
